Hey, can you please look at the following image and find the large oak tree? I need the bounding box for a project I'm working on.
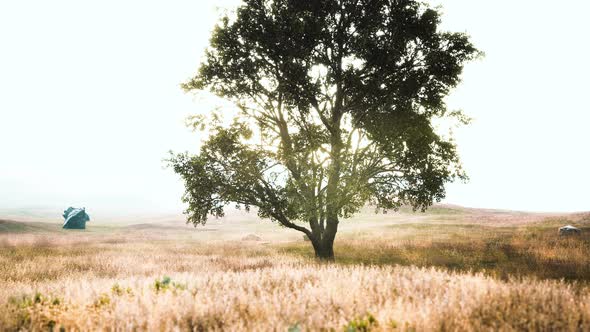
[170,0,480,260]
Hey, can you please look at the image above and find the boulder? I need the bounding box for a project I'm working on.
[558,225,581,236]
[242,234,262,241]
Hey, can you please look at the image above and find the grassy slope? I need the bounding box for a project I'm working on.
[1,205,590,331]
[2,205,590,280]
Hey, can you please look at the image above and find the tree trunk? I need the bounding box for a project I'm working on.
[311,237,335,260]
[310,216,338,261]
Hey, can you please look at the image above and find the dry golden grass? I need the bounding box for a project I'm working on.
[1,207,589,331]
[283,225,590,281]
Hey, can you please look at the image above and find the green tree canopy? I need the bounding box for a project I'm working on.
[170,0,480,259]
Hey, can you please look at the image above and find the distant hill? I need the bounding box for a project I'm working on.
[0,219,62,233]
[1,204,586,235]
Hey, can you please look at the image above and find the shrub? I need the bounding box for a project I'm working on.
[344,313,378,332]
[288,323,302,332]
[154,276,187,293]
[111,283,133,296]
[93,293,111,308]
[154,276,172,292]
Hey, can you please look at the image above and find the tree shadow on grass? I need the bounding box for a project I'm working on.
[279,229,590,282]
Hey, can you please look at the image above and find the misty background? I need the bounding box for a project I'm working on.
[1,0,589,215]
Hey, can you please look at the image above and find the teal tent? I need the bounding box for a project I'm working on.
[62,207,90,229]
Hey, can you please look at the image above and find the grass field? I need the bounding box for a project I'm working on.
[1,206,589,331]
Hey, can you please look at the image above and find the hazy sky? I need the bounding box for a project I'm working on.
[1,0,589,213]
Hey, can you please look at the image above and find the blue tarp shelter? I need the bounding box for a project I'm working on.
[62,207,90,229]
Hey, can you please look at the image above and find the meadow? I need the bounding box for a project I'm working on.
[1,206,589,331]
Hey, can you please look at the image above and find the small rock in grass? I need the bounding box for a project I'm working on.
[559,225,581,236]
[242,234,262,241]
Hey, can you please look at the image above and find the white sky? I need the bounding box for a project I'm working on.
[0,0,588,213]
